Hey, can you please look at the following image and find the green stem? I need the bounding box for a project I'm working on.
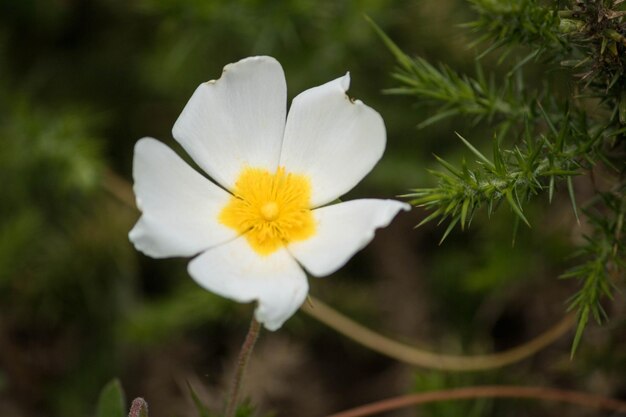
[224,317,261,417]
[301,296,574,371]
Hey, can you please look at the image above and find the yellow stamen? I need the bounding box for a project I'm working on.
[219,167,315,255]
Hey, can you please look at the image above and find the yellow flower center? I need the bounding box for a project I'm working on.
[260,201,279,221]
[219,167,316,255]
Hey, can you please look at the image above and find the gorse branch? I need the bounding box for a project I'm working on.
[563,189,626,355]
[465,0,566,57]
[406,112,590,242]
[387,58,531,128]
[559,0,626,115]
[367,16,531,128]
[371,0,626,351]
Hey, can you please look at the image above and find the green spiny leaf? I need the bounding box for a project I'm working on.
[416,209,445,228]
[439,216,460,244]
[567,176,581,224]
[186,381,213,417]
[505,189,531,227]
[456,132,496,170]
[460,198,471,230]
[571,306,589,357]
[537,101,558,136]
[434,154,464,178]
[365,15,414,71]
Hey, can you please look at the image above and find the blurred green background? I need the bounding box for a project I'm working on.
[0,0,623,416]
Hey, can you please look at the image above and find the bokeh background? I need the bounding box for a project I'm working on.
[0,0,624,416]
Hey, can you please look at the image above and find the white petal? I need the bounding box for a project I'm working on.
[279,73,386,207]
[288,199,410,277]
[172,56,287,190]
[129,138,237,258]
[188,238,309,331]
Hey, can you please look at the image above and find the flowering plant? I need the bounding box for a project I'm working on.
[129,56,408,330]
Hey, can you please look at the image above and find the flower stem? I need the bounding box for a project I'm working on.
[302,296,575,371]
[324,385,626,417]
[224,316,261,417]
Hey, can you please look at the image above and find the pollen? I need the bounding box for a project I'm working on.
[219,167,316,255]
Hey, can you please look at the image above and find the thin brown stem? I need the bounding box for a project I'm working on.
[325,385,626,417]
[302,296,575,371]
[225,317,261,417]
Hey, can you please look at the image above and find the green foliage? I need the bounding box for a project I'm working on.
[186,381,272,417]
[391,57,530,128]
[231,401,266,417]
[2,0,624,415]
[234,400,274,417]
[96,383,148,417]
[375,0,626,351]
[187,381,214,417]
[407,110,593,241]
[465,0,566,56]
[562,189,625,355]
[96,378,270,417]
[368,17,531,129]
[120,284,234,345]
[0,80,131,417]
[96,379,126,417]
[558,1,626,100]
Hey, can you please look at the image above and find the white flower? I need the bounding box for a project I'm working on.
[129,56,410,330]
